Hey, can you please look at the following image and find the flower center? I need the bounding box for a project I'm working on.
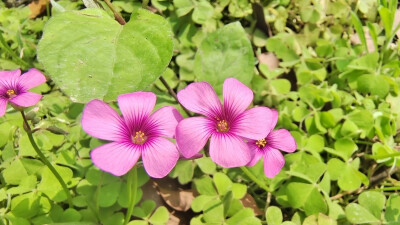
[132,131,147,145]
[256,138,267,148]
[216,119,229,132]
[6,89,17,99]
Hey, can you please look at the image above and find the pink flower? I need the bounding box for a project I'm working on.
[81,92,183,178]
[0,69,46,116]
[176,78,275,167]
[247,110,297,178]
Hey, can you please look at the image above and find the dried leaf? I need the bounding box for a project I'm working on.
[158,187,195,212]
[258,52,279,71]
[154,178,195,212]
[140,178,195,225]
[28,0,49,19]
[140,180,164,207]
[350,27,375,52]
[167,213,180,225]
[240,193,263,216]
[82,0,103,9]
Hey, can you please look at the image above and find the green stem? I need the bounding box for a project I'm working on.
[46,0,50,18]
[103,0,126,25]
[376,186,400,191]
[240,167,271,193]
[95,172,104,219]
[124,166,138,225]
[366,152,400,160]
[21,111,73,208]
[142,0,149,8]
[159,76,192,116]
[354,140,374,146]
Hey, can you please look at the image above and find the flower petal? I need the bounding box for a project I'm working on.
[18,68,46,90]
[179,153,203,160]
[9,92,42,107]
[82,99,128,142]
[0,98,7,117]
[0,69,20,78]
[263,147,285,178]
[270,109,278,132]
[209,133,251,167]
[145,106,183,138]
[246,143,263,167]
[142,137,179,178]
[0,69,20,89]
[267,129,297,152]
[91,142,141,176]
[176,117,214,158]
[232,107,275,140]
[118,92,156,129]
[223,78,253,117]
[177,81,222,117]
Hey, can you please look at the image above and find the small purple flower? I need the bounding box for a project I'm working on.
[176,78,275,167]
[81,92,183,178]
[0,69,46,116]
[247,110,297,178]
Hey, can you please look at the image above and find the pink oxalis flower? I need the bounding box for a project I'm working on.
[176,78,275,167]
[0,69,46,117]
[247,110,297,178]
[81,92,183,178]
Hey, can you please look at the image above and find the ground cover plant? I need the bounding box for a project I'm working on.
[0,0,400,224]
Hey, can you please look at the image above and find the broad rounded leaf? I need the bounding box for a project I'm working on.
[194,22,254,94]
[149,206,169,225]
[305,134,325,153]
[38,8,173,102]
[345,203,380,224]
[266,206,283,225]
[98,182,122,207]
[194,176,217,196]
[287,182,327,215]
[385,194,400,223]
[334,138,358,161]
[38,165,73,202]
[213,172,232,196]
[357,74,389,98]
[358,191,386,219]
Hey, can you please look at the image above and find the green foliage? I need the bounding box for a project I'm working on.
[1,0,400,224]
[191,173,258,224]
[37,8,173,103]
[194,22,254,93]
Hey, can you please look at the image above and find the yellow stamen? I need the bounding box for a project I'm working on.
[256,138,267,148]
[132,131,147,145]
[216,119,229,132]
[6,89,16,99]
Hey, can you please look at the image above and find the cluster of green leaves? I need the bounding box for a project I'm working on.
[152,0,400,223]
[0,85,170,224]
[0,1,46,70]
[1,0,400,224]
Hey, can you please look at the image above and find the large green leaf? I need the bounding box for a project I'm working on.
[194,22,254,94]
[38,8,173,103]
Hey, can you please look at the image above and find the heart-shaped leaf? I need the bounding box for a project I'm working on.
[194,22,254,94]
[38,8,173,103]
